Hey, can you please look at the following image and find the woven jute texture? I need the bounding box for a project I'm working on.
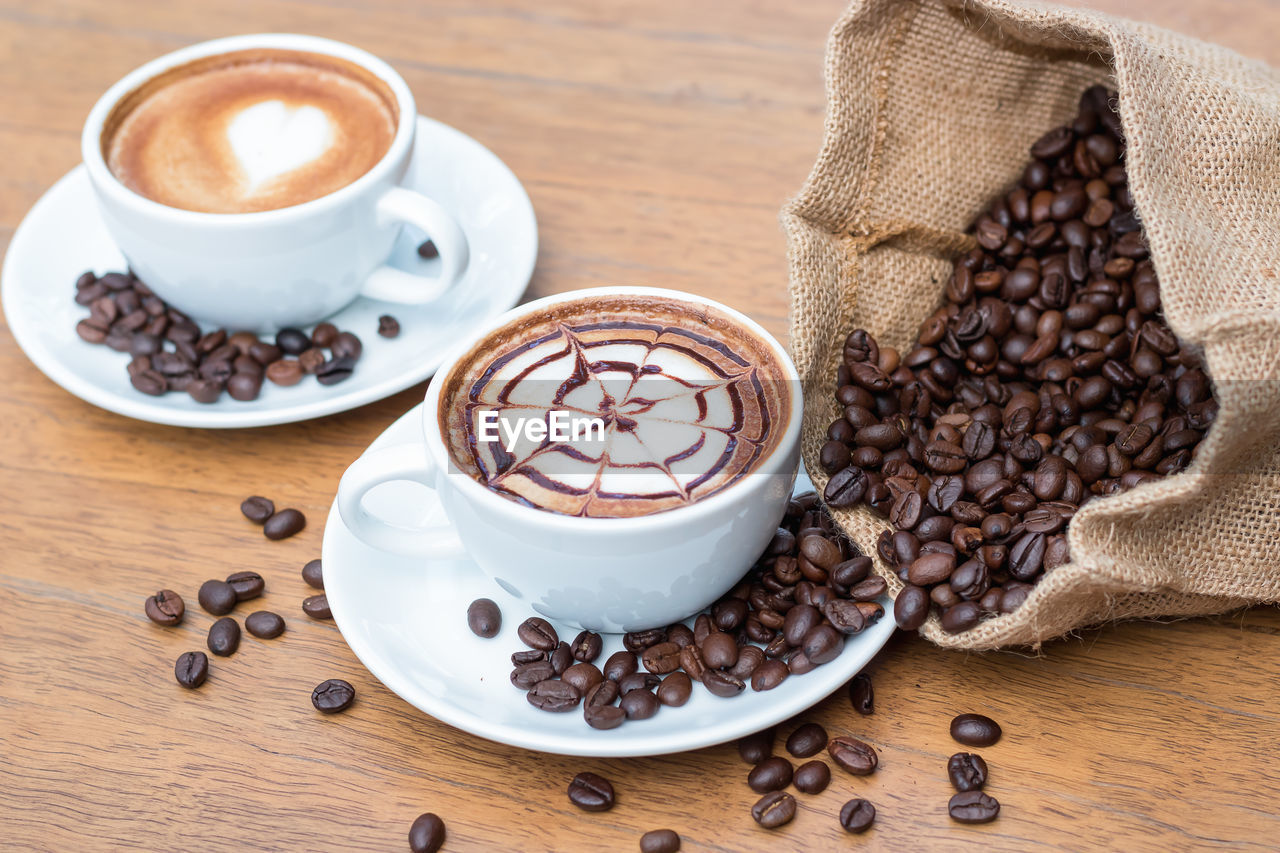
[783,0,1280,650]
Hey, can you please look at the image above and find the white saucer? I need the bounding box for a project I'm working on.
[323,403,895,758]
[1,116,537,428]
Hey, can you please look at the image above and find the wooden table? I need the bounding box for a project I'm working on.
[3,1,1278,850]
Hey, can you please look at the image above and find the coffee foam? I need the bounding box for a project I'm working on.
[440,295,792,518]
[103,49,397,213]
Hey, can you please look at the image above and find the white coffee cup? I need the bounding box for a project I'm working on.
[81,33,469,332]
[336,286,803,633]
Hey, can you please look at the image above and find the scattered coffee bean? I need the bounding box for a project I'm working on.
[620,687,660,720]
[603,650,638,681]
[225,570,265,601]
[174,651,209,689]
[948,752,989,792]
[417,240,439,259]
[265,359,304,386]
[828,736,878,776]
[747,756,794,793]
[527,679,581,711]
[701,670,745,698]
[517,617,558,651]
[302,558,324,589]
[849,672,874,714]
[738,728,775,764]
[377,315,401,338]
[197,580,237,616]
[302,594,331,620]
[316,355,356,385]
[793,759,831,794]
[785,722,828,758]
[311,322,338,348]
[657,671,692,707]
[275,327,310,355]
[206,617,241,657]
[571,630,603,663]
[750,791,796,829]
[562,663,604,695]
[240,496,275,524]
[263,508,306,540]
[584,700,626,730]
[331,332,363,360]
[245,610,286,639]
[511,661,555,690]
[951,713,1002,746]
[408,813,446,853]
[567,772,614,812]
[467,598,502,638]
[639,828,680,853]
[144,590,185,626]
[751,659,789,691]
[311,678,356,714]
[839,798,876,833]
[949,790,1000,824]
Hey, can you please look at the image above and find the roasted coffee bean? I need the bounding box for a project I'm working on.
[618,671,661,696]
[408,813,446,853]
[623,628,667,653]
[225,571,264,601]
[823,599,867,634]
[908,551,955,585]
[831,556,872,587]
[549,641,573,674]
[331,332,363,360]
[186,377,223,403]
[466,598,501,638]
[750,791,796,829]
[511,649,546,665]
[819,440,852,473]
[297,348,326,374]
[198,580,237,616]
[951,713,1003,746]
[226,372,263,401]
[562,663,604,695]
[571,630,603,662]
[751,659,790,691]
[949,790,1000,824]
[263,508,306,540]
[239,497,275,525]
[518,617,558,651]
[948,752,989,792]
[312,678,356,714]
[585,679,620,709]
[145,590,185,626]
[824,465,868,507]
[417,240,439,259]
[729,645,765,679]
[264,359,304,386]
[940,601,982,633]
[639,829,680,853]
[748,756,794,793]
[302,594,332,620]
[657,671,692,707]
[738,728,775,764]
[316,355,357,385]
[567,772,614,811]
[604,651,639,681]
[839,798,876,833]
[275,328,310,355]
[245,610,285,639]
[785,722,828,758]
[207,617,241,657]
[793,759,831,795]
[301,558,324,589]
[828,736,878,776]
[894,584,930,630]
[377,314,401,338]
[678,645,707,682]
[249,341,282,365]
[584,702,626,730]
[174,651,209,689]
[701,631,743,669]
[620,687,660,720]
[849,672,874,714]
[701,669,745,698]
[802,625,844,664]
[527,679,581,711]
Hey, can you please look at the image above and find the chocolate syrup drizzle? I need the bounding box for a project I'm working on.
[458,318,776,517]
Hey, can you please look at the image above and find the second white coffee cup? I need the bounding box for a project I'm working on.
[336,286,803,633]
[81,33,470,332]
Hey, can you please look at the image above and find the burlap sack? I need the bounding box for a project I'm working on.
[783,0,1280,650]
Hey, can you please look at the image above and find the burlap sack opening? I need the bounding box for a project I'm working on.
[783,0,1280,650]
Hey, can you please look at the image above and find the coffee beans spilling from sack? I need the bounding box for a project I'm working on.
[508,491,882,727]
[819,86,1216,634]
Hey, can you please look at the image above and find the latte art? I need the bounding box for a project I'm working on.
[102,49,397,213]
[441,296,792,518]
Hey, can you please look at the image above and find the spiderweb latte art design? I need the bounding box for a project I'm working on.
[442,302,789,518]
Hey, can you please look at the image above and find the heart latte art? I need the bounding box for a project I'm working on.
[103,49,397,213]
[441,296,792,518]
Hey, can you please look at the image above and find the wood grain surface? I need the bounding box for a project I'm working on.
[3,0,1279,850]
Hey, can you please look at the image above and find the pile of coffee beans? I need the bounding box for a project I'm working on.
[73,269,367,403]
[820,86,1216,634]
[505,492,882,728]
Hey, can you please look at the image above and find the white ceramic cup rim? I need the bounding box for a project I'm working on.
[80,33,417,226]
[420,285,804,531]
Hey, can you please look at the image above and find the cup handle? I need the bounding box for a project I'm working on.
[358,186,471,304]
[336,442,466,559]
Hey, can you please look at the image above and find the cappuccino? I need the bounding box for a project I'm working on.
[440,294,792,518]
[101,49,397,213]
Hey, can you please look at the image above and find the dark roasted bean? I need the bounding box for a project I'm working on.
[747,756,794,793]
[518,617,558,651]
[948,752,989,792]
[828,736,878,776]
[206,617,241,656]
[785,722,828,758]
[174,651,209,688]
[311,679,356,713]
[750,791,796,829]
[245,610,285,639]
[466,598,501,638]
[567,772,614,811]
[408,813,446,853]
[951,713,1003,746]
[145,590,185,626]
[949,790,1000,824]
